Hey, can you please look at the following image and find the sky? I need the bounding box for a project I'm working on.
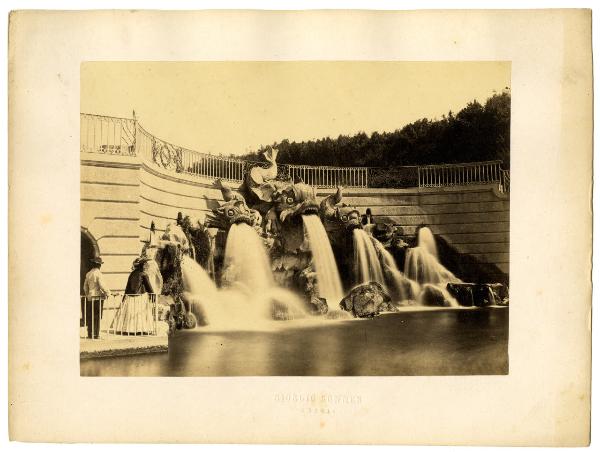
[81,61,510,156]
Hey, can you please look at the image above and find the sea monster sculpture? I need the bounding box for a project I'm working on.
[205,179,262,231]
[206,149,327,312]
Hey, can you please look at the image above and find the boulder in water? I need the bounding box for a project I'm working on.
[308,296,329,316]
[297,265,319,297]
[473,284,496,307]
[418,284,449,307]
[446,283,475,307]
[447,282,508,307]
[488,283,508,303]
[339,282,393,318]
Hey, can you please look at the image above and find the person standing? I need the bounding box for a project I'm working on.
[83,256,111,339]
[114,257,155,335]
[124,257,154,295]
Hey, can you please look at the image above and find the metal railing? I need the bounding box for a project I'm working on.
[80,293,158,339]
[418,160,502,188]
[499,169,510,193]
[287,164,368,188]
[182,151,246,183]
[80,113,510,190]
[136,123,247,183]
[80,113,136,156]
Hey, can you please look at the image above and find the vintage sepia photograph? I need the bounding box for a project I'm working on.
[79,61,511,376]
[8,7,593,445]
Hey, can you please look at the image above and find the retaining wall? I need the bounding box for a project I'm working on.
[81,154,509,291]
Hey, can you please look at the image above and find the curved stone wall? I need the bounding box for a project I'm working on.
[81,153,509,291]
[81,154,142,291]
[319,185,509,283]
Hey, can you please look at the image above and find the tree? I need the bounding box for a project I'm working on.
[239,92,511,169]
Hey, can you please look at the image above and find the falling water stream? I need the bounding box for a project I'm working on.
[353,229,418,302]
[372,239,419,302]
[352,226,461,306]
[302,215,344,308]
[182,223,305,329]
[223,223,274,292]
[417,226,438,258]
[353,228,385,286]
[182,219,469,329]
[404,227,460,286]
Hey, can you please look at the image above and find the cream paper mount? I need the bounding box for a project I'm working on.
[8,9,592,445]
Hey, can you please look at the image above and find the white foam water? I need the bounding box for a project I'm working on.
[222,223,274,292]
[353,228,385,286]
[403,227,461,307]
[353,225,460,306]
[403,227,460,286]
[372,239,419,301]
[182,223,306,329]
[417,226,438,259]
[302,215,344,308]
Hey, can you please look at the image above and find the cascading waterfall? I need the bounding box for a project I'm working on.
[182,223,305,329]
[404,227,460,285]
[181,255,218,295]
[404,247,459,285]
[178,220,472,329]
[353,228,385,286]
[403,227,461,307]
[353,225,461,306]
[302,215,344,308]
[354,228,416,302]
[417,226,438,258]
[372,239,419,302]
[223,223,274,293]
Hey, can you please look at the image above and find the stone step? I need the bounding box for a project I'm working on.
[373,211,509,225]
[453,252,509,264]
[362,201,508,216]
[394,221,509,235]
[441,232,509,244]
[81,162,140,186]
[453,242,509,254]
[325,189,502,207]
[81,200,140,225]
[81,182,140,203]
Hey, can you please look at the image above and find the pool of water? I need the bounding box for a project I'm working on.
[80,307,508,376]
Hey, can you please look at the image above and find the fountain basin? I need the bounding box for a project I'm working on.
[80,307,509,376]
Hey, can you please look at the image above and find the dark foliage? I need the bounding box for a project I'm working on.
[239,91,510,170]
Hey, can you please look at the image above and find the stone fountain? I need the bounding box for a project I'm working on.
[139,149,509,331]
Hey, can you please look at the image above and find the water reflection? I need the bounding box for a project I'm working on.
[81,308,508,376]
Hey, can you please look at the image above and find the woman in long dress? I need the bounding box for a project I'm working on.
[113,257,155,335]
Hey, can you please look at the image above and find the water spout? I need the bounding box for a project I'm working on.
[302,215,344,308]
